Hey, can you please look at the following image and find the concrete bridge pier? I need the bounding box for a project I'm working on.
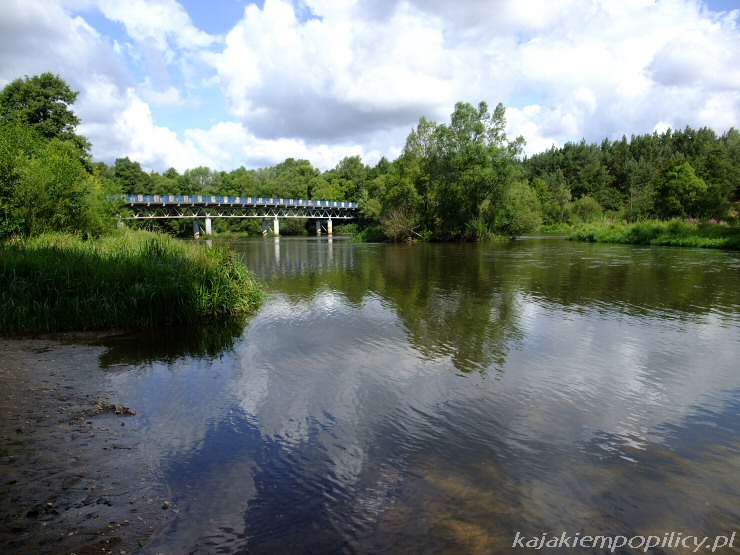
[327,217,332,236]
[194,218,212,238]
[261,218,280,236]
[316,220,322,235]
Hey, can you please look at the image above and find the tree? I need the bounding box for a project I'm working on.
[270,158,319,198]
[433,101,524,239]
[113,157,151,194]
[0,74,115,238]
[623,158,656,220]
[220,166,256,196]
[531,172,571,225]
[397,116,439,231]
[495,181,542,237]
[654,161,708,218]
[0,120,100,237]
[0,72,90,156]
[309,176,343,200]
[570,195,603,223]
[181,166,220,195]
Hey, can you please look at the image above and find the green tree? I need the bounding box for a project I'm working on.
[113,157,151,194]
[334,155,368,200]
[0,72,91,156]
[271,158,319,198]
[570,195,604,223]
[0,120,97,236]
[0,74,116,238]
[181,166,220,195]
[309,176,343,200]
[624,157,656,220]
[495,181,542,237]
[220,166,257,197]
[397,116,438,232]
[654,161,708,218]
[433,101,524,239]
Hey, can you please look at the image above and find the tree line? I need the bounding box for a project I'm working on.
[2,73,738,240]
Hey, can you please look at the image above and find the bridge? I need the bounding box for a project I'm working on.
[121,194,359,236]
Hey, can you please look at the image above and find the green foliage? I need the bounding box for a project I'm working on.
[6,73,737,245]
[495,181,543,237]
[181,166,222,195]
[426,101,524,239]
[568,219,740,249]
[0,119,114,238]
[0,74,118,239]
[653,161,708,218]
[113,156,151,194]
[309,176,344,200]
[0,229,265,333]
[570,195,604,223]
[532,172,571,225]
[525,125,740,226]
[353,225,388,242]
[0,72,90,155]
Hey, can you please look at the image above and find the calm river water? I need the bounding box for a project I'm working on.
[100,237,739,554]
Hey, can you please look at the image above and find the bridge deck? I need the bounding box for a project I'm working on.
[126,195,357,209]
[122,195,359,220]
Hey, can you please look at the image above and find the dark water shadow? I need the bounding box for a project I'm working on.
[92,317,249,368]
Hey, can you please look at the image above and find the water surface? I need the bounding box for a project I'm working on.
[101,237,740,554]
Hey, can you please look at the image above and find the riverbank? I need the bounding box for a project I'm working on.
[0,338,170,554]
[566,219,740,249]
[0,230,265,334]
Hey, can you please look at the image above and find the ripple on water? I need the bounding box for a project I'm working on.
[134,238,739,553]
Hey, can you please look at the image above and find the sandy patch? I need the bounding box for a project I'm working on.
[0,339,171,554]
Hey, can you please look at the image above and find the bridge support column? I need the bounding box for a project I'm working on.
[205,217,212,236]
[193,219,201,239]
[273,217,280,237]
[316,220,322,235]
[327,218,332,236]
[262,219,269,236]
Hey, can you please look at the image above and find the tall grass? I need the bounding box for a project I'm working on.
[568,219,740,249]
[0,229,265,334]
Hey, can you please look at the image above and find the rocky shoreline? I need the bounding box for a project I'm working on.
[0,339,170,554]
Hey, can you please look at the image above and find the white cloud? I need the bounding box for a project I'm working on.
[2,0,739,171]
[95,0,216,52]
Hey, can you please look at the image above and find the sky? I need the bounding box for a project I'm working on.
[1,0,739,173]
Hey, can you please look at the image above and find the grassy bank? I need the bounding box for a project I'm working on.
[567,219,740,249]
[0,229,265,334]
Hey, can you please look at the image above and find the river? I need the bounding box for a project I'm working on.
[98,237,739,554]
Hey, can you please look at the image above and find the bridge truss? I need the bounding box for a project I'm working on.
[121,195,359,221]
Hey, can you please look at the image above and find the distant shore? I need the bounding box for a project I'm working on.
[566,219,740,249]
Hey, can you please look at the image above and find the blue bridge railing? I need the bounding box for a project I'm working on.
[126,195,358,209]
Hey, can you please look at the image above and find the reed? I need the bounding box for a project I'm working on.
[0,229,265,334]
[567,219,740,249]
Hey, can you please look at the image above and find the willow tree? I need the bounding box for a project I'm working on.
[431,101,525,239]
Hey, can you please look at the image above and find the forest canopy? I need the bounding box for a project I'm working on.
[2,73,738,241]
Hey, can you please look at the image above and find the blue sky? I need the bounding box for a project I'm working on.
[1,0,738,172]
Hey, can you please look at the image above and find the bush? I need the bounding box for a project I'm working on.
[570,195,604,223]
[354,225,388,242]
[568,219,740,249]
[0,229,265,334]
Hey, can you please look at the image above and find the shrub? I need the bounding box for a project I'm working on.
[0,229,265,334]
